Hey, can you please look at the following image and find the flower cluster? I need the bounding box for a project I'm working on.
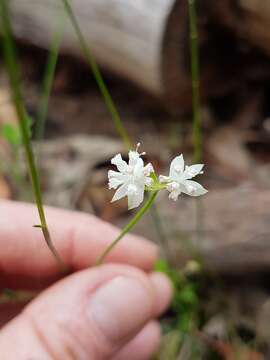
[108,143,207,209]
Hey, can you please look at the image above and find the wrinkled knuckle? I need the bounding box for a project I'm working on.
[23,309,90,360]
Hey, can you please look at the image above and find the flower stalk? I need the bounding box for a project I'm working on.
[0,0,67,272]
[96,191,158,265]
[61,0,132,150]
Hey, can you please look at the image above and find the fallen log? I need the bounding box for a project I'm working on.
[205,0,270,56]
[136,183,270,275]
[167,185,270,275]
[8,0,236,112]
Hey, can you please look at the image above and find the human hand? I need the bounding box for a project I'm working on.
[0,201,172,359]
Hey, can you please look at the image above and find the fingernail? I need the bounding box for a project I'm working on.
[88,276,153,341]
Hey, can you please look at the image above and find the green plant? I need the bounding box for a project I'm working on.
[0,0,66,271]
[0,121,21,180]
[35,26,62,142]
[1,122,21,147]
[156,259,200,333]
[98,150,207,264]
[0,120,33,197]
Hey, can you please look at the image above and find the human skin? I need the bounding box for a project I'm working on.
[0,200,172,359]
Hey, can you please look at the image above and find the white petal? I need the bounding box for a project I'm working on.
[167,181,180,192]
[133,157,144,177]
[108,177,123,189]
[169,154,185,179]
[127,183,138,195]
[108,170,126,180]
[183,164,204,179]
[128,185,144,209]
[181,180,208,197]
[145,177,153,187]
[159,175,170,183]
[111,154,128,173]
[168,190,181,201]
[108,170,127,189]
[111,183,128,202]
[166,182,181,201]
[143,163,154,176]
[128,150,140,166]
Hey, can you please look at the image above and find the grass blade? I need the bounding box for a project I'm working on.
[35,26,63,141]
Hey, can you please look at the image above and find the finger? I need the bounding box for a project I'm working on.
[0,200,158,284]
[0,265,172,359]
[0,272,172,329]
[112,321,161,360]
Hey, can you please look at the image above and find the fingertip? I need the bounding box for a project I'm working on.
[150,272,173,316]
[112,321,161,360]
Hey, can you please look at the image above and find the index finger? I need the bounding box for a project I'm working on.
[0,201,158,285]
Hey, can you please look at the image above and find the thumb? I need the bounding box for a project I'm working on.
[0,264,172,359]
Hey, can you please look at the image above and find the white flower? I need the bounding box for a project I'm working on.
[108,144,154,209]
[159,154,207,201]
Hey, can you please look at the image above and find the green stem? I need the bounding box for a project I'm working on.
[61,0,132,150]
[96,191,158,265]
[35,26,63,141]
[188,0,204,246]
[0,0,67,272]
[188,0,201,163]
